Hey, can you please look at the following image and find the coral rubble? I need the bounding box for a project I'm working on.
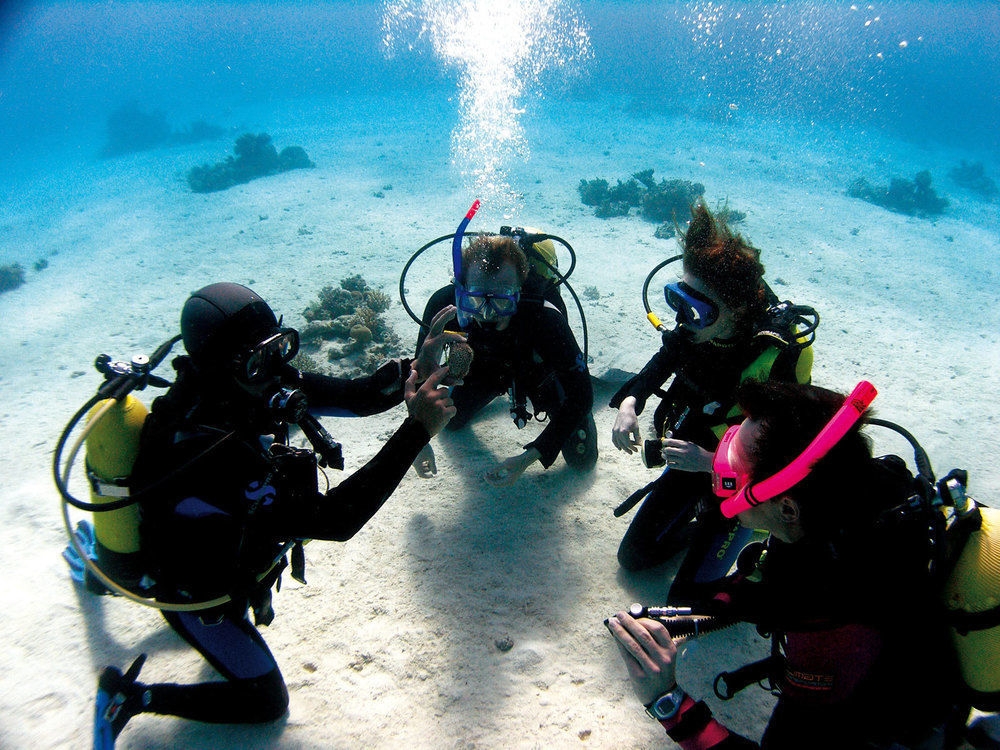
[187,133,315,193]
[846,170,948,217]
[298,276,401,376]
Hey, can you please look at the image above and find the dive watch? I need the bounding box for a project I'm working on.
[645,685,686,721]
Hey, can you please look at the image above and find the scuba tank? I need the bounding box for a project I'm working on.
[863,422,1000,712]
[519,227,560,282]
[56,335,344,612]
[937,478,1000,710]
[85,394,148,585]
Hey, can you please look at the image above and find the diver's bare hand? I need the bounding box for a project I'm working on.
[607,610,678,706]
[484,448,541,488]
[404,365,456,437]
[612,397,642,453]
[661,438,714,473]
[415,305,466,382]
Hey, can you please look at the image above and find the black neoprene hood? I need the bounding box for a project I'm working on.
[180,282,278,370]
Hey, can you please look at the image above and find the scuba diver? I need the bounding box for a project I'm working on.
[608,379,979,749]
[410,205,597,487]
[59,282,457,747]
[610,201,817,571]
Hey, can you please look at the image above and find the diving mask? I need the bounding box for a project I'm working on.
[665,281,719,330]
[236,328,299,382]
[456,287,520,323]
[712,381,878,518]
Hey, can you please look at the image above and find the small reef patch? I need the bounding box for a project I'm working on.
[578,170,744,239]
[100,101,227,159]
[948,160,997,199]
[0,263,26,294]
[294,275,403,377]
[846,170,948,217]
[187,133,314,193]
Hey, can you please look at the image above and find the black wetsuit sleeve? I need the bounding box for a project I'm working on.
[609,330,683,415]
[283,416,430,541]
[296,358,412,416]
[523,306,593,468]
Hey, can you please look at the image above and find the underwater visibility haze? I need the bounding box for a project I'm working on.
[0,0,998,747]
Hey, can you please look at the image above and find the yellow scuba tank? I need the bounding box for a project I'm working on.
[942,505,1000,709]
[86,395,147,557]
[523,226,558,280]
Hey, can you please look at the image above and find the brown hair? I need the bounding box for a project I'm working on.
[735,379,873,538]
[461,235,529,285]
[682,201,766,320]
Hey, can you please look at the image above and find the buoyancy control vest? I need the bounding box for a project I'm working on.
[651,326,814,448]
[710,443,1000,730]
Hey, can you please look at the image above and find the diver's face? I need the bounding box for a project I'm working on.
[465,262,521,331]
[730,418,801,543]
[681,272,738,344]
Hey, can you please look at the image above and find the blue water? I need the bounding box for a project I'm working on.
[1,1,998,166]
[1,3,999,746]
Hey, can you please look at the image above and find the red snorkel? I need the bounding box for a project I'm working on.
[716,381,878,519]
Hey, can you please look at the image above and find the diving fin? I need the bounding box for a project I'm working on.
[93,653,146,750]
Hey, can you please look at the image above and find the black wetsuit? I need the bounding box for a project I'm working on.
[659,471,958,748]
[125,356,428,725]
[417,283,596,471]
[610,327,807,571]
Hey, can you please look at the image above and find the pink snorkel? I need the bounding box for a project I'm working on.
[716,381,878,519]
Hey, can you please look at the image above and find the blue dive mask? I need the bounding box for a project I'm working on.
[664,281,719,330]
[456,287,520,323]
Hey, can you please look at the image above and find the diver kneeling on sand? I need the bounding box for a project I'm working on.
[610,201,818,574]
[407,201,597,487]
[56,282,458,747]
[608,379,1000,748]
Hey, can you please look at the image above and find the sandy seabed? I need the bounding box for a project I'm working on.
[1,92,998,748]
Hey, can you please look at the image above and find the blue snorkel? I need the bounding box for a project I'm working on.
[453,199,481,328]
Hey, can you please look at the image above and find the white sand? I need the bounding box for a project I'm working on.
[1,92,997,748]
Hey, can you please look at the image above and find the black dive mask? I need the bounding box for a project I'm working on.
[235,328,299,383]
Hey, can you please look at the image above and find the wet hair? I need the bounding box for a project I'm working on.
[734,379,874,538]
[682,201,767,320]
[461,235,529,285]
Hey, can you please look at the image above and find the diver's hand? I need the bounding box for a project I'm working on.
[612,397,642,453]
[404,365,456,437]
[415,305,467,382]
[484,448,541,487]
[607,610,678,707]
[412,443,437,478]
[661,439,714,473]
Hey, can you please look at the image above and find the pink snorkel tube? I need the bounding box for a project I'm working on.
[718,381,878,519]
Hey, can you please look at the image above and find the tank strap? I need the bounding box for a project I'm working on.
[86,462,131,498]
[950,605,1000,635]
